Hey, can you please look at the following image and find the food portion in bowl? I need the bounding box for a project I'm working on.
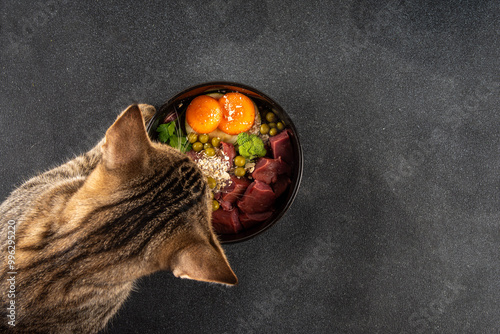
[155,88,295,236]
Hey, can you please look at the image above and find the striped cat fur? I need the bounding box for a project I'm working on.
[0,104,237,333]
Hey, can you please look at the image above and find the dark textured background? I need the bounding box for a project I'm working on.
[1,0,500,333]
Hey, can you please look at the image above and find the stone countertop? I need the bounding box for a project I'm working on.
[1,1,499,333]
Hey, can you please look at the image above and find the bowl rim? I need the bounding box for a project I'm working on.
[146,81,303,243]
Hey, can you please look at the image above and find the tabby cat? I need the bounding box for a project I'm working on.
[0,104,237,333]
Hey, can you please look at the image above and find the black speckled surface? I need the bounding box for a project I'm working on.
[2,1,500,333]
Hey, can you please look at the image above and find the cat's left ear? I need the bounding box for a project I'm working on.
[171,240,238,285]
[102,104,151,170]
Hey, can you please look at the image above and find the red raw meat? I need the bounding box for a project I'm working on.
[220,175,251,204]
[186,150,201,162]
[252,157,291,184]
[269,129,293,164]
[214,191,222,201]
[237,180,276,214]
[239,211,274,229]
[220,199,233,211]
[273,175,291,198]
[221,142,237,168]
[212,207,242,234]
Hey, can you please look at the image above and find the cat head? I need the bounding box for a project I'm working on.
[82,104,237,285]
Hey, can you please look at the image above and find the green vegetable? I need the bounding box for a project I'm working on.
[168,135,191,153]
[207,177,217,189]
[157,122,176,143]
[237,132,266,160]
[192,142,203,152]
[234,167,246,177]
[234,155,246,167]
[260,124,270,135]
[266,112,277,123]
[204,147,216,157]
[187,133,198,143]
[156,121,191,153]
[199,134,209,143]
[211,137,221,148]
[269,128,278,136]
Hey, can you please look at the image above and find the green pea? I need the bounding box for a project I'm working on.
[187,133,198,143]
[260,123,270,135]
[199,134,209,143]
[204,142,213,150]
[212,200,220,211]
[234,167,246,177]
[192,142,203,152]
[265,112,277,123]
[234,155,246,167]
[269,128,278,136]
[205,147,216,157]
[268,122,277,128]
[277,122,284,130]
[207,177,216,189]
[211,137,221,148]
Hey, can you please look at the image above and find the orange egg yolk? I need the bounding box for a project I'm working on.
[218,92,255,135]
[186,95,223,133]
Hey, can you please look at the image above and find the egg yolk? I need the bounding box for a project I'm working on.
[186,95,223,134]
[218,92,255,135]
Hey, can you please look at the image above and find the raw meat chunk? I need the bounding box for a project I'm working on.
[237,180,276,214]
[251,157,291,184]
[212,207,242,234]
[269,129,293,164]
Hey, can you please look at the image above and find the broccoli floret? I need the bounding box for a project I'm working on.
[237,133,266,160]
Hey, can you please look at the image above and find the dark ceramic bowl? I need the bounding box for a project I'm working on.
[146,82,303,243]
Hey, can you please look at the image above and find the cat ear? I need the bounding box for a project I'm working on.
[171,241,238,285]
[102,104,151,170]
[137,104,156,124]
